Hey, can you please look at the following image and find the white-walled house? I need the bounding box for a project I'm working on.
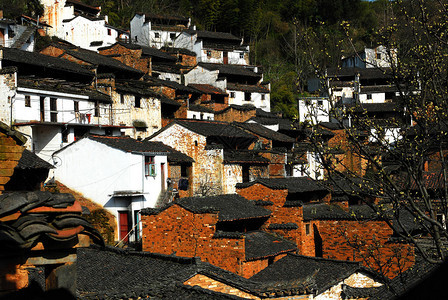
[130,13,190,49]
[0,18,35,51]
[174,30,249,65]
[52,135,170,242]
[39,0,128,51]
[297,97,330,124]
[341,45,397,69]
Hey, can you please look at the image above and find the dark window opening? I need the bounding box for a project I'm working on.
[74,101,79,113]
[170,33,176,40]
[206,50,211,57]
[61,128,69,143]
[194,140,198,146]
[120,94,125,104]
[244,92,251,101]
[135,96,141,108]
[305,223,310,235]
[314,224,323,257]
[367,94,372,100]
[25,95,31,107]
[242,165,250,183]
[181,165,188,177]
[230,92,235,98]
[134,36,138,42]
[154,32,160,38]
[94,102,100,117]
[40,96,45,121]
[50,97,57,122]
[261,94,265,101]
[107,28,111,35]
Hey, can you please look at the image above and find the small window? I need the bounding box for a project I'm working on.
[239,52,244,59]
[170,33,176,40]
[317,100,323,106]
[194,140,198,147]
[50,97,58,122]
[261,94,265,100]
[181,165,188,177]
[367,94,372,100]
[62,128,69,143]
[206,50,211,57]
[145,156,156,176]
[244,92,251,101]
[25,95,31,107]
[305,223,310,235]
[95,101,100,117]
[134,36,138,42]
[376,53,381,59]
[193,115,196,119]
[107,28,111,36]
[120,94,125,104]
[135,96,141,108]
[230,92,235,98]
[74,101,79,113]
[154,32,160,39]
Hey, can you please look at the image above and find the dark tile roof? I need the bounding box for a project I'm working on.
[327,67,393,80]
[223,150,270,164]
[188,83,227,95]
[0,191,103,250]
[188,104,214,113]
[234,122,295,143]
[168,119,257,139]
[175,194,271,221]
[215,104,256,115]
[144,76,200,93]
[152,62,183,74]
[236,177,327,194]
[360,85,399,93]
[198,63,262,78]
[161,46,197,57]
[18,77,112,103]
[267,223,299,230]
[244,231,297,260]
[250,253,370,295]
[100,42,178,61]
[63,48,143,76]
[140,13,190,25]
[16,149,54,169]
[303,203,380,221]
[84,135,173,154]
[344,102,403,113]
[184,29,242,42]
[2,47,93,77]
[115,79,165,98]
[227,83,270,93]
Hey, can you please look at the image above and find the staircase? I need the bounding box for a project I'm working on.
[11,27,35,50]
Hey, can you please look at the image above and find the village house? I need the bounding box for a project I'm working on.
[174,29,249,65]
[188,83,229,113]
[341,45,397,69]
[0,48,130,163]
[98,41,184,82]
[39,0,129,51]
[51,134,193,243]
[130,13,190,49]
[141,194,297,278]
[185,63,271,111]
[236,177,416,279]
[147,119,291,195]
[250,253,383,300]
[0,14,36,52]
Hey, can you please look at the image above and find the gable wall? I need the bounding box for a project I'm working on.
[99,45,150,74]
[0,132,24,193]
[214,108,256,123]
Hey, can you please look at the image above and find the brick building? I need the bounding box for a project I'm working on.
[141,194,297,278]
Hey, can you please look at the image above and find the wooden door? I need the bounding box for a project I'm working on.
[161,163,166,192]
[40,97,45,121]
[223,51,228,64]
[118,211,130,242]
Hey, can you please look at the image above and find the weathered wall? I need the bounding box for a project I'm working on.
[0,131,24,193]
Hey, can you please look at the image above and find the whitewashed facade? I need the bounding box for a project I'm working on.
[342,45,397,69]
[0,20,35,51]
[130,13,190,49]
[52,136,169,242]
[298,97,330,124]
[174,30,249,65]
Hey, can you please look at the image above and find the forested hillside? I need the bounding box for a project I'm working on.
[0,0,398,116]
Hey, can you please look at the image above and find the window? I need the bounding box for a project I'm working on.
[261,94,265,100]
[135,96,141,108]
[170,33,176,40]
[244,92,251,101]
[206,50,211,57]
[120,94,125,104]
[94,101,100,117]
[107,28,111,36]
[145,156,156,176]
[74,101,79,113]
[25,95,31,107]
[367,94,372,100]
[181,165,188,177]
[376,53,382,59]
[230,92,235,98]
[240,52,244,59]
[61,128,69,143]
[50,97,57,122]
[154,32,160,39]
[134,36,138,42]
[317,100,323,106]
[305,223,310,235]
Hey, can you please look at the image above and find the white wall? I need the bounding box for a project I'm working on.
[298,98,330,124]
[53,138,168,236]
[187,110,214,120]
[359,92,386,103]
[228,90,270,111]
[62,16,108,51]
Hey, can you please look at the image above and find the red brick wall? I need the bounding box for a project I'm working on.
[317,220,415,278]
[99,45,151,74]
[0,132,24,193]
[215,108,256,123]
[40,45,66,58]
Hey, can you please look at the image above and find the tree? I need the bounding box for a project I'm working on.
[304,0,448,264]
